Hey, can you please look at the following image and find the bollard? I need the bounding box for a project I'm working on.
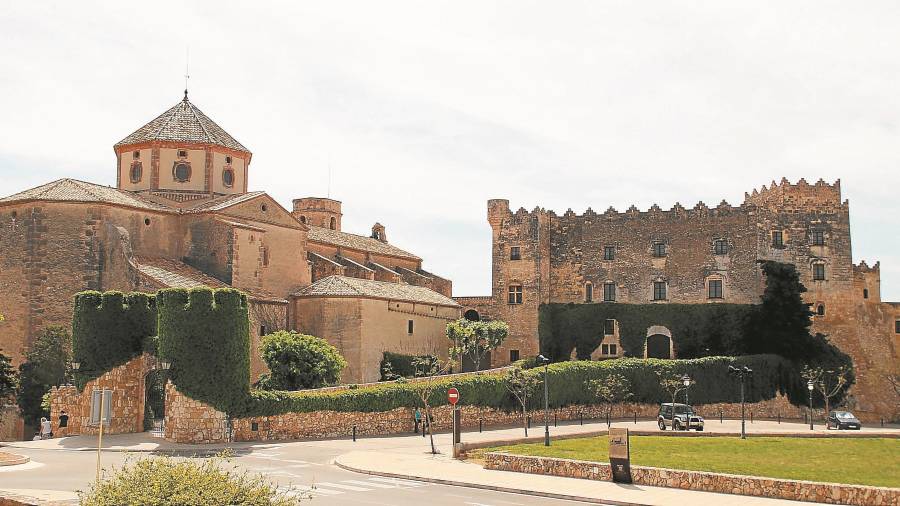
[881,418,884,428]
[778,413,781,424]
[580,411,583,425]
[750,411,753,424]
[633,411,637,424]
[479,419,483,433]
[720,410,723,423]
[527,416,531,429]
[352,425,357,442]
[554,413,558,427]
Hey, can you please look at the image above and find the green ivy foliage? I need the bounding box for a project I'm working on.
[72,291,156,386]
[238,355,796,417]
[157,288,250,414]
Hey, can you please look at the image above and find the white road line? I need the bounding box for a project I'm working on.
[341,479,396,489]
[249,452,281,457]
[280,485,343,496]
[315,481,373,492]
[367,476,427,487]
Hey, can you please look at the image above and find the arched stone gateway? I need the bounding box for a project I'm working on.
[144,369,169,437]
[463,309,480,321]
[644,325,674,359]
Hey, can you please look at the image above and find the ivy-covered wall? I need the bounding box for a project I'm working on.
[72,291,156,386]
[157,288,250,414]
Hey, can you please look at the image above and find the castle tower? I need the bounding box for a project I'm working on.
[292,197,342,230]
[113,91,252,202]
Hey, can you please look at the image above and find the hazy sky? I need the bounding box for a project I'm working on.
[2,1,899,299]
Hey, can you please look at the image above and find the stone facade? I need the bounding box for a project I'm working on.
[484,452,900,506]
[0,406,24,442]
[163,382,229,444]
[460,179,900,420]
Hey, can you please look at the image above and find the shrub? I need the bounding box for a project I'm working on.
[379,352,437,380]
[0,352,18,402]
[17,325,71,426]
[157,288,250,414]
[78,452,303,505]
[256,331,347,390]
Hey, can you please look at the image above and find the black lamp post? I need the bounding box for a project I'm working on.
[681,374,692,430]
[728,365,752,439]
[538,354,551,446]
[807,380,815,430]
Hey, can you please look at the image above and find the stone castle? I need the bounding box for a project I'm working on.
[0,91,897,420]
[0,92,460,383]
[458,180,899,419]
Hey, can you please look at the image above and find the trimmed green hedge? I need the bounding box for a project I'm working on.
[157,288,250,414]
[238,355,797,417]
[72,291,156,386]
[379,352,438,380]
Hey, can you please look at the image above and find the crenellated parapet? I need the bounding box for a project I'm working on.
[743,177,844,212]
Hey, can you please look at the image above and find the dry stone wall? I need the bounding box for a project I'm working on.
[163,382,230,444]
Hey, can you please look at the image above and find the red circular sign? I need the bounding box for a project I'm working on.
[448,387,460,405]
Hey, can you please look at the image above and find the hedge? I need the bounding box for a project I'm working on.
[157,288,250,414]
[379,352,438,380]
[72,291,156,386]
[237,355,798,417]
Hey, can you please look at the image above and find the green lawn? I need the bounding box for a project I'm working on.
[486,436,900,488]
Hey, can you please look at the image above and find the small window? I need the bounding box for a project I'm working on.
[262,247,269,267]
[895,320,900,334]
[812,230,825,246]
[177,149,187,158]
[609,343,617,355]
[407,320,414,334]
[816,304,825,316]
[510,246,521,261]
[772,231,783,248]
[863,288,869,299]
[714,239,727,255]
[261,204,268,212]
[708,279,723,299]
[329,217,336,230]
[584,282,593,303]
[509,349,520,362]
[133,150,140,159]
[508,284,523,305]
[603,282,616,302]
[260,325,267,336]
[653,281,667,301]
[173,162,191,182]
[652,242,667,257]
[225,155,232,164]
[299,216,306,224]
[144,218,151,226]
[604,319,615,335]
[813,263,826,281]
[603,246,615,261]
[222,168,235,187]
[251,421,259,431]
[601,344,610,355]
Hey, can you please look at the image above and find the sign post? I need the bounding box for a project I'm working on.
[448,388,461,445]
[608,427,632,484]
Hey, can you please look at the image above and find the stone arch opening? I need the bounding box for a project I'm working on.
[144,369,169,436]
[644,325,674,359]
[463,309,480,321]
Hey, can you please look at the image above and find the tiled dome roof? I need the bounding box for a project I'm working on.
[115,91,249,153]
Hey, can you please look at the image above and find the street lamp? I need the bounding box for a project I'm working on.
[807,380,815,430]
[729,365,752,439]
[681,374,692,431]
[538,354,551,446]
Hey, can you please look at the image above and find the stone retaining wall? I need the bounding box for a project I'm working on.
[484,452,900,506]
[163,382,229,444]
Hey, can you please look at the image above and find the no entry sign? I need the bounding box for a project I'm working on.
[448,387,460,405]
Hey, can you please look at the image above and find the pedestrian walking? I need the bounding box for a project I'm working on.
[39,417,52,439]
[58,410,69,437]
[414,407,421,433]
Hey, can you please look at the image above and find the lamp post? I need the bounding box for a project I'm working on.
[681,374,692,431]
[728,365,752,439]
[807,380,815,431]
[538,354,551,446]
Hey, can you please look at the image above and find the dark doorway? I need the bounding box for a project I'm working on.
[144,369,168,436]
[463,309,480,322]
[646,334,672,359]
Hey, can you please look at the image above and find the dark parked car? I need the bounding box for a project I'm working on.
[658,403,704,431]
[826,410,861,430]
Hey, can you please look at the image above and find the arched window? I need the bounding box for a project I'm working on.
[463,309,480,321]
[584,282,593,303]
[816,304,825,316]
[222,168,235,187]
[329,217,336,230]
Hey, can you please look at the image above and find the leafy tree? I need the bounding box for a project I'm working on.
[658,373,687,407]
[802,364,851,416]
[587,373,633,428]
[447,319,509,372]
[504,367,539,435]
[16,325,71,426]
[256,331,347,391]
[411,355,454,455]
[0,352,17,402]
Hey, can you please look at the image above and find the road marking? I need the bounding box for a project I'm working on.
[341,479,396,489]
[249,452,281,457]
[280,485,342,496]
[367,476,427,487]
[315,481,373,492]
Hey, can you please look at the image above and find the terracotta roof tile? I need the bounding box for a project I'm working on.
[294,275,458,307]
[115,93,249,153]
[0,178,172,211]
[135,256,286,303]
[307,226,421,261]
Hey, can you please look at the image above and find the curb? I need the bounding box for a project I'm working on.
[0,443,245,455]
[0,452,30,467]
[334,454,649,506]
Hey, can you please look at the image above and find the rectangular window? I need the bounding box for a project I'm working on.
[772,231,783,247]
[653,281,667,301]
[510,246,521,261]
[812,230,825,246]
[178,150,187,157]
[133,150,140,159]
[604,319,615,335]
[509,349,520,362]
[601,344,609,355]
[813,264,826,281]
[603,246,615,261]
[225,156,232,164]
[508,285,523,304]
[90,390,112,426]
[896,320,900,334]
[584,283,593,303]
[653,242,667,257]
[863,289,869,299]
[609,343,617,355]
[714,239,727,255]
[408,320,414,334]
[262,247,269,267]
[260,325,267,336]
[603,283,616,302]
[708,280,723,299]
